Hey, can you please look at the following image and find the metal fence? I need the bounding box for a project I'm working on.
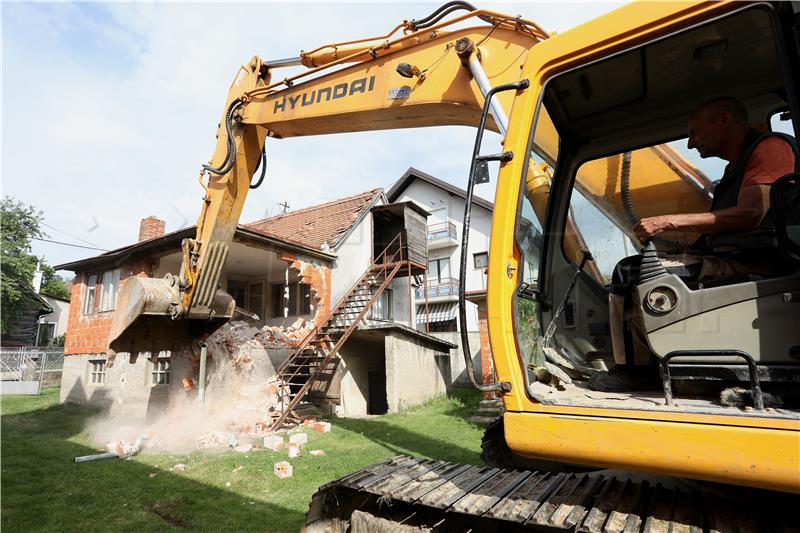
[0,347,65,394]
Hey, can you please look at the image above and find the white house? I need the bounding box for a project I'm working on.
[37,294,70,346]
[387,167,493,385]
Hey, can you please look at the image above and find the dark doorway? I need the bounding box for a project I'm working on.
[367,368,388,415]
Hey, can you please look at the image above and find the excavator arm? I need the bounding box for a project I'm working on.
[107,2,710,359]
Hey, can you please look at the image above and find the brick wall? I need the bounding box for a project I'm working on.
[64,259,155,355]
[280,254,333,329]
[477,304,496,399]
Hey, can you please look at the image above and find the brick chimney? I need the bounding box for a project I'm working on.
[138,216,166,242]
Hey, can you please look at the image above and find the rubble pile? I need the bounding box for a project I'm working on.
[256,317,313,348]
[85,319,331,458]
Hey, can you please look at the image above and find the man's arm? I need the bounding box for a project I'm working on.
[634,184,769,242]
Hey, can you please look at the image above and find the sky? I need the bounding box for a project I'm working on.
[2,1,625,274]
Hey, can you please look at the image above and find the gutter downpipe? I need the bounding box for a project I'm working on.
[198,342,208,405]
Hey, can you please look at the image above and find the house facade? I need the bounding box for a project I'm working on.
[387,167,493,385]
[36,294,70,347]
[56,190,452,419]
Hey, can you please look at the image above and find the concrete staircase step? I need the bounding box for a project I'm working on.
[479,399,502,409]
[476,407,503,416]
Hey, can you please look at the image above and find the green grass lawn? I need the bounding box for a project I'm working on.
[1,387,485,532]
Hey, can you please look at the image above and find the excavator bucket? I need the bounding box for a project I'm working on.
[107,276,235,361]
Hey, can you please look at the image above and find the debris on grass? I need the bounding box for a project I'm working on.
[173,464,187,472]
[309,450,326,457]
[263,435,284,451]
[274,461,293,479]
[149,473,159,479]
[313,421,332,433]
[288,432,307,448]
[234,443,253,453]
[232,465,243,473]
[195,431,237,450]
[287,444,301,458]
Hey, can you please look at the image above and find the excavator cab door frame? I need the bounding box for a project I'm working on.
[488,1,800,492]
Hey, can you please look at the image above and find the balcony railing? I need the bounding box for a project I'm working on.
[416,277,459,299]
[427,221,457,243]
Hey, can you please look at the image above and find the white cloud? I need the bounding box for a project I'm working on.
[2,1,623,272]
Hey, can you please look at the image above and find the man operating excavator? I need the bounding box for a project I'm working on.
[590,96,798,392]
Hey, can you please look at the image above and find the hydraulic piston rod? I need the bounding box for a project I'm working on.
[455,38,509,136]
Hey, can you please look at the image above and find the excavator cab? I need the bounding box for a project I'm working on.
[493,1,800,492]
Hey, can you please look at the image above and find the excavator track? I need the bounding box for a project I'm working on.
[305,455,799,532]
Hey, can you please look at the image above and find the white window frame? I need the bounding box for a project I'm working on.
[88,359,106,386]
[150,355,171,386]
[99,269,121,312]
[82,274,98,315]
[473,252,489,270]
[369,288,393,321]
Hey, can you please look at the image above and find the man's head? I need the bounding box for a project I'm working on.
[687,97,749,160]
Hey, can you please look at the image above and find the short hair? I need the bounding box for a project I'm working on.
[694,96,749,126]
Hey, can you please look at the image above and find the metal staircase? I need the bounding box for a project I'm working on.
[270,234,408,431]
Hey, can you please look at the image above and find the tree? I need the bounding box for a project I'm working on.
[1,197,44,334]
[40,263,71,300]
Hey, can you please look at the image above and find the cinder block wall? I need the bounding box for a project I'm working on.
[385,330,449,412]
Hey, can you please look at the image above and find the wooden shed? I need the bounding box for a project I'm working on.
[370,202,429,277]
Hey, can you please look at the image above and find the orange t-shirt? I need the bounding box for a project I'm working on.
[741,136,796,188]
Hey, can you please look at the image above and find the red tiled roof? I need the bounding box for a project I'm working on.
[245,188,382,251]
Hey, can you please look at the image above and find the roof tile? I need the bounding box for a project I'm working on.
[245,188,382,250]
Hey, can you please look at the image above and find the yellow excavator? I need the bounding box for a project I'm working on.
[109,2,800,529]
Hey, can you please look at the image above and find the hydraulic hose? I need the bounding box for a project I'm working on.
[250,148,267,190]
[202,99,242,176]
[410,1,492,30]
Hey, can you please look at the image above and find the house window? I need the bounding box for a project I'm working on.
[89,359,106,385]
[82,274,98,315]
[151,356,171,385]
[271,283,312,317]
[99,269,121,312]
[248,281,265,318]
[428,258,450,283]
[473,252,489,269]
[36,323,55,346]
[228,280,248,309]
[369,288,393,321]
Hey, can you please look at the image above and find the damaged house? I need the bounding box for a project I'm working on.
[57,189,454,421]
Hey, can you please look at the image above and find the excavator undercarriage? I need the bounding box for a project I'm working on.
[304,455,799,532]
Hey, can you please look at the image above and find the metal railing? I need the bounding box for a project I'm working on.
[1,347,65,394]
[427,221,457,243]
[415,277,459,299]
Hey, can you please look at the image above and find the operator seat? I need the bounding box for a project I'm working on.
[635,172,800,366]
